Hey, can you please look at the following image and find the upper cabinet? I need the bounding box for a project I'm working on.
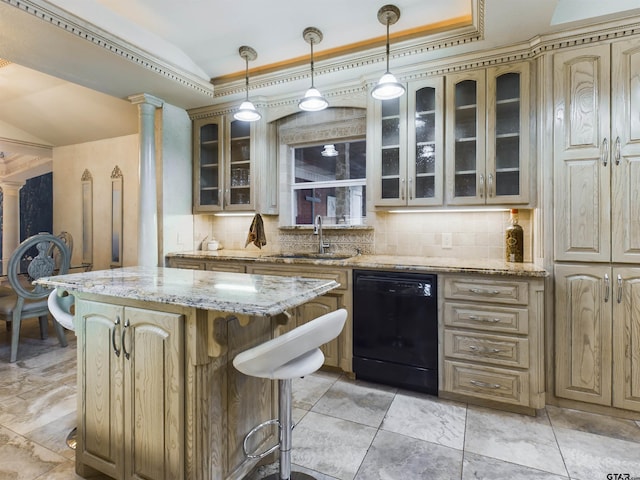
[445,62,531,206]
[192,114,277,214]
[194,116,254,212]
[553,38,640,262]
[372,77,445,207]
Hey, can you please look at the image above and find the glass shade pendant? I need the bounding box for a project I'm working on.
[234,46,261,122]
[321,144,338,157]
[299,27,328,112]
[371,5,406,101]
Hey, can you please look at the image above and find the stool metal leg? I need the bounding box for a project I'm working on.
[261,378,316,480]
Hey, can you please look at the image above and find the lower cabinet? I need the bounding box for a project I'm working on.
[441,274,545,413]
[75,299,184,480]
[245,264,352,372]
[555,264,640,411]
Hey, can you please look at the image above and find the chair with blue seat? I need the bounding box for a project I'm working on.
[233,308,347,480]
[0,233,71,362]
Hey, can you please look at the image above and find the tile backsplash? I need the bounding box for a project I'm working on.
[194,209,533,262]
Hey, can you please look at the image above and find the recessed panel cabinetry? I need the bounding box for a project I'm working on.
[553,37,640,413]
[75,299,184,480]
[372,77,444,206]
[445,62,531,205]
[554,39,640,263]
[441,274,544,413]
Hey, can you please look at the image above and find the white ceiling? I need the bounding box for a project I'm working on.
[0,0,640,180]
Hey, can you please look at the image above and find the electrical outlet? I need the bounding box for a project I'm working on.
[442,232,453,249]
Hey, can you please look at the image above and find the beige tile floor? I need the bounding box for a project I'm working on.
[2,318,640,480]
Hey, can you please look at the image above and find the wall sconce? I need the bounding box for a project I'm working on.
[299,27,328,112]
[371,4,406,100]
[234,46,261,122]
[321,144,338,157]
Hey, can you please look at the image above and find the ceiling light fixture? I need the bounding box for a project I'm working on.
[299,27,328,112]
[371,4,406,101]
[321,144,338,157]
[233,46,261,122]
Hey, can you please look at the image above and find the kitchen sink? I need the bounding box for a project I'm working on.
[264,253,354,260]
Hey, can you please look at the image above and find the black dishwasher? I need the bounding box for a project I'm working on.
[353,270,438,395]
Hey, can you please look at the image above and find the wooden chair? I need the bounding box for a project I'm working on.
[0,233,71,362]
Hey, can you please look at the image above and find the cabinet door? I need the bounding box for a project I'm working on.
[553,45,611,262]
[611,39,640,263]
[486,62,530,205]
[612,267,640,412]
[555,264,612,406]
[407,78,444,206]
[446,70,486,205]
[296,295,340,367]
[194,118,223,212]
[124,307,184,480]
[374,95,408,206]
[76,300,125,480]
[226,119,254,210]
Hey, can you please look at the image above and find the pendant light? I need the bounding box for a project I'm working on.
[371,4,406,101]
[234,46,261,122]
[299,27,328,112]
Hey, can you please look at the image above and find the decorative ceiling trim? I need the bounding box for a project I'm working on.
[0,58,12,68]
[1,0,214,98]
[212,0,484,99]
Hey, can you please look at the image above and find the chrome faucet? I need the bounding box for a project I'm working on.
[313,215,330,254]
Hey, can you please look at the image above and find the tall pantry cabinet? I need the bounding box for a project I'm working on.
[553,38,640,411]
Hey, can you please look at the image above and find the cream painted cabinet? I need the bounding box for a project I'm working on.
[75,299,184,480]
[372,77,445,207]
[445,62,531,206]
[555,264,640,412]
[441,274,545,413]
[554,39,640,262]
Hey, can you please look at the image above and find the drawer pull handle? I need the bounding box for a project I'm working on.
[468,345,503,355]
[468,288,500,295]
[470,380,501,389]
[467,315,501,323]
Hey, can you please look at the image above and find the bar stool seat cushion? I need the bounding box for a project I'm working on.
[233,309,347,380]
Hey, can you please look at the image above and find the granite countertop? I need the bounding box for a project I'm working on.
[168,250,549,278]
[36,266,339,316]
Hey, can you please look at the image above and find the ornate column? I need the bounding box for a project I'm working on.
[128,94,163,267]
[0,181,25,275]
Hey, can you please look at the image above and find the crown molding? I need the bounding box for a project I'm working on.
[1,0,214,98]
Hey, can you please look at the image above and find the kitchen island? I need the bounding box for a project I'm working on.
[37,266,339,480]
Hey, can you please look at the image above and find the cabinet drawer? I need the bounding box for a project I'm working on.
[247,265,348,291]
[169,258,205,270]
[443,302,529,334]
[443,360,529,406]
[443,277,528,305]
[205,262,246,273]
[444,330,529,368]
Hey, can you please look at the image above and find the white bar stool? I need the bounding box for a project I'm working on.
[47,288,77,450]
[233,308,347,480]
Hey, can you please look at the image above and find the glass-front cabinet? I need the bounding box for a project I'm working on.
[193,116,255,212]
[445,62,530,205]
[373,77,444,206]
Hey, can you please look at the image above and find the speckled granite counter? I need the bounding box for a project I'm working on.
[167,250,549,278]
[37,265,339,316]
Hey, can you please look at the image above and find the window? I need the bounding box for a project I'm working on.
[291,140,366,225]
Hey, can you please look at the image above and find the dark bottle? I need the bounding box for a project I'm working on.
[505,209,523,263]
